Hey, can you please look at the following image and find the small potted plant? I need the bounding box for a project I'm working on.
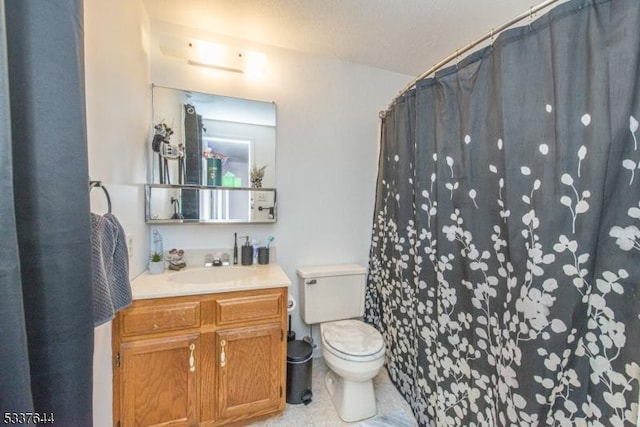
[148,252,165,274]
[250,164,267,188]
[202,149,228,186]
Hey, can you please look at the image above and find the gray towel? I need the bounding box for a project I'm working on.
[90,213,132,326]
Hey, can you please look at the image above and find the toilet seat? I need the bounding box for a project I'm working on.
[321,319,385,362]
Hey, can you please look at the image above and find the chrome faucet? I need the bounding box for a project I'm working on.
[204,253,214,267]
[204,252,230,267]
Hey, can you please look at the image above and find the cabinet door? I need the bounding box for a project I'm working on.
[120,334,199,427]
[216,323,283,421]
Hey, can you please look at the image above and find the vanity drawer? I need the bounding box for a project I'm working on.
[215,292,282,326]
[121,300,201,336]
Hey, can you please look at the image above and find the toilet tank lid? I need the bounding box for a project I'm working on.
[296,264,367,279]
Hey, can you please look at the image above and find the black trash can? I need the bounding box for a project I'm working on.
[286,340,313,405]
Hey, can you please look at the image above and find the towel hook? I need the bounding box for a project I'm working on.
[90,180,112,214]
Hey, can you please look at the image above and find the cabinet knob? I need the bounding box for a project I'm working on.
[189,343,196,372]
[220,339,227,368]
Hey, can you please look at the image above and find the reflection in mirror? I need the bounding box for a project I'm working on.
[145,185,276,223]
[151,85,276,189]
[150,85,277,224]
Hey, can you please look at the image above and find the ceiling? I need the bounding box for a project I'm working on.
[143,0,563,77]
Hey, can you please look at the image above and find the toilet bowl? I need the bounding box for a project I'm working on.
[320,319,385,422]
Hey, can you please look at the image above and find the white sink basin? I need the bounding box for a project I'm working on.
[168,267,255,284]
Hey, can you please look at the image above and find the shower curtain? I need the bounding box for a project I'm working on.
[0,0,94,424]
[365,0,640,425]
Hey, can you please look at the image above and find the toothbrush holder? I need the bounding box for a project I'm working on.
[258,247,269,265]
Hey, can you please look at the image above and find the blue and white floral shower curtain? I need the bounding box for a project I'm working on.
[365,1,640,425]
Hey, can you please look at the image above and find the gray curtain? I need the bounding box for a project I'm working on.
[366,0,640,425]
[0,0,94,424]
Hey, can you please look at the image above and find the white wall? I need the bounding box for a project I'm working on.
[148,21,411,343]
[84,0,150,426]
[85,1,150,276]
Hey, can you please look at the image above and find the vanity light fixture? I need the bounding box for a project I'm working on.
[159,34,266,77]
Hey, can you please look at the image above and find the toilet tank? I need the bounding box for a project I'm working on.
[297,264,367,324]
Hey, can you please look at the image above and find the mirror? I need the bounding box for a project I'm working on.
[148,85,277,223]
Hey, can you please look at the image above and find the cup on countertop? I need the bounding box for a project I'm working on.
[258,247,269,265]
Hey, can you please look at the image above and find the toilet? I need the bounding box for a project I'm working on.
[298,264,385,422]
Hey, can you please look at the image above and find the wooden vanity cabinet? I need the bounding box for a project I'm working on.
[112,287,288,427]
[119,333,200,427]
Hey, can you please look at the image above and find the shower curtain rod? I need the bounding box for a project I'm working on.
[382,0,563,116]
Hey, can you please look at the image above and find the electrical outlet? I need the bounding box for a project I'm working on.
[126,234,133,258]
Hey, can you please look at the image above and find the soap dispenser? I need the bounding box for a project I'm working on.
[241,236,253,266]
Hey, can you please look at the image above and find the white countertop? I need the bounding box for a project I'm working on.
[130,263,291,300]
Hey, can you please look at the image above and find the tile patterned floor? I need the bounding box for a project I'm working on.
[246,357,417,426]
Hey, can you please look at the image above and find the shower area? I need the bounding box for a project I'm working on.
[365,0,640,425]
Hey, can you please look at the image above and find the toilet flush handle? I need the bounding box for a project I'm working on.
[306,279,317,285]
